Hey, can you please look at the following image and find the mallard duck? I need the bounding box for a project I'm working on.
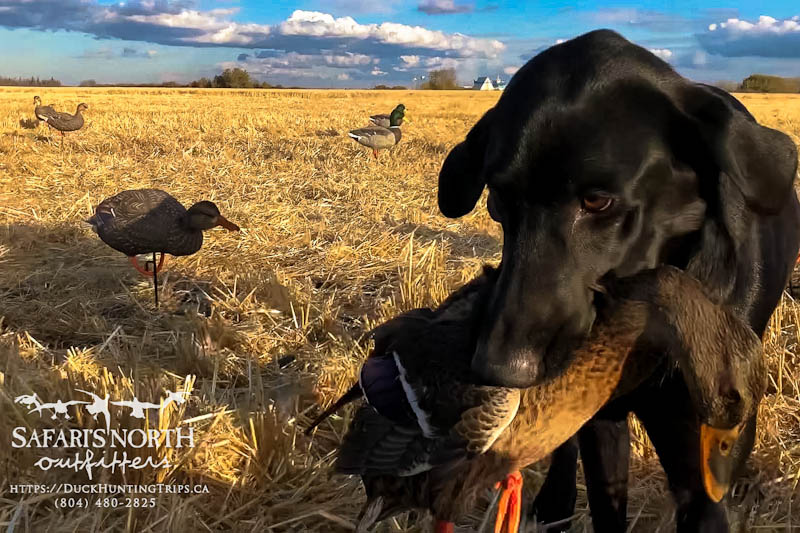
[87,189,240,305]
[33,96,56,123]
[40,102,88,148]
[307,266,765,533]
[349,106,404,159]
[369,104,405,128]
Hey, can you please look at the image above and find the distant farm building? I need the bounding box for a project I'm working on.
[473,77,494,90]
[473,75,506,91]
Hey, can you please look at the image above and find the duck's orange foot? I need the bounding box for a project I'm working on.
[128,254,166,277]
[434,520,454,533]
[494,471,523,533]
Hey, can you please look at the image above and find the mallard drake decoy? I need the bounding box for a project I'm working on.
[87,189,240,306]
[40,102,88,148]
[349,106,405,159]
[369,104,405,128]
[307,266,765,533]
[33,96,56,123]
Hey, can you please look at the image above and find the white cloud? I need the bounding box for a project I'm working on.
[700,15,800,58]
[503,65,519,75]
[371,66,387,75]
[277,10,504,58]
[648,48,673,60]
[337,73,350,80]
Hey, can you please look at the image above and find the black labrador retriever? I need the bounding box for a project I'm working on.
[438,30,800,532]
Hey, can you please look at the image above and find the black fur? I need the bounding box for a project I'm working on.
[437,29,800,532]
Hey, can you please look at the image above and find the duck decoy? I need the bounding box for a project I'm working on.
[87,189,240,307]
[369,104,405,128]
[39,102,88,148]
[348,106,405,159]
[33,96,56,123]
[306,265,765,533]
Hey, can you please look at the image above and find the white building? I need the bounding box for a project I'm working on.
[473,76,494,90]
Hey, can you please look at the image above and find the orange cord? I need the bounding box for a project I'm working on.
[434,520,454,533]
[128,254,166,277]
[494,471,523,533]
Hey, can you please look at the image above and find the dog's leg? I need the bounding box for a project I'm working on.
[578,412,630,533]
[528,436,578,531]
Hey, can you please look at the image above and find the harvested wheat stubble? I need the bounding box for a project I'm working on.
[0,88,799,532]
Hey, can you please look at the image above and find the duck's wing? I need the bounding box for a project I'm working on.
[369,114,390,127]
[348,125,395,149]
[35,105,57,121]
[91,189,188,256]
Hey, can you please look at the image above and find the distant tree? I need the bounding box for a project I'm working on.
[213,68,257,88]
[79,79,98,87]
[0,75,62,87]
[739,74,800,93]
[162,81,179,87]
[421,68,458,90]
[391,85,407,90]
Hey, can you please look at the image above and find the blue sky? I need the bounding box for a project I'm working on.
[0,1,798,87]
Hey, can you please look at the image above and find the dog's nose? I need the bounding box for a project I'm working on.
[471,346,542,388]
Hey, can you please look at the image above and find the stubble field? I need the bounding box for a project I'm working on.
[0,87,798,532]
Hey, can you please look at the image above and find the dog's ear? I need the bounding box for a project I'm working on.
[676,83,798,215]
[438,108,495,218]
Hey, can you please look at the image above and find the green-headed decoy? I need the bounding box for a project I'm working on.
[349,106,405,159]
[307,265,765,533]
[369,104,405,128]
[87,189,240,306]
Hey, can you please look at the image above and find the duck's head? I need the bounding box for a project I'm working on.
[604,266,767,503]
[34,96,41,105]
[185,201,240,232]
[77,103,89,113]
[389,105,407,127]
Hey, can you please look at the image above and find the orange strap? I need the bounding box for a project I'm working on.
[494,471,523,533]
[434,520,454,533]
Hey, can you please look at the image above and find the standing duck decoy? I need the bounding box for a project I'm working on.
[40,102,88,148]
[348,106,405,159]
[33,96,56,123]
[307,265,765,533]
[87,189,240,306]
[369,104,405,128]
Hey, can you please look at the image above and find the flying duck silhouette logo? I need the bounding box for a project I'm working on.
[11,387,195,480]
[14,390,190,429]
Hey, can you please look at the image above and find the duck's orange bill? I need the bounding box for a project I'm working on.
[700,423,741,503]
[494,471,523,533]
[216,215,240,231]
[128,254,166,277]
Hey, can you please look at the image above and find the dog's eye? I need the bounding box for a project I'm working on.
[581,194,614,213]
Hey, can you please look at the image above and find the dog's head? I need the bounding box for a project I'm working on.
[440,30,798,388]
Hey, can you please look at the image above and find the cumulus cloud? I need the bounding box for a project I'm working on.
[503,65,519,75]
[698,15,800,57]
[418,0,473,15]
[648,48,673,61]
[371,66,387,75]
[0,3,504,59]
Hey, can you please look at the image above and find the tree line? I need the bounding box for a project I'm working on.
[0,76,62,87]
[714,74,800,93]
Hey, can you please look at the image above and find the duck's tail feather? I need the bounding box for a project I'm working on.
[304,383,361,435]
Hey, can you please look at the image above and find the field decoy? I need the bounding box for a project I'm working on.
[39,102,88,148]
[348,106,405,159]
[33,96,56,123]
[307,265,766,533]
[87,189,240,306]
[369,104,405,128]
